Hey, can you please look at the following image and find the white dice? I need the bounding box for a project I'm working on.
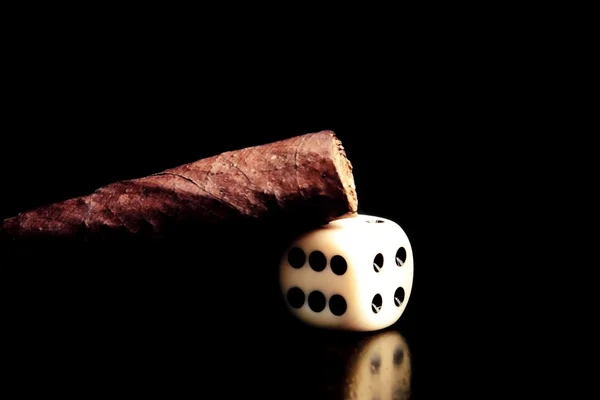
[279,214,414,331]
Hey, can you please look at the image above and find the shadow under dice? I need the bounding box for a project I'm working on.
[279,214,414,331]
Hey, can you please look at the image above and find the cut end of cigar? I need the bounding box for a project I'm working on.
[330,131,358,217]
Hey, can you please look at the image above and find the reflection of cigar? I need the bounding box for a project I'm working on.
[1,131,358,240]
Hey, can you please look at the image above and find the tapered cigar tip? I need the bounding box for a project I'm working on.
[1,130,360,240]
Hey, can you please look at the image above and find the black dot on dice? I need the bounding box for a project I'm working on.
[394,287,405,307]
[370,353,381,374]
[308,290,326,312]
[288,247,306,269]
[373,253,384,273]
[287,287,305,309]
[393,347,404,366]
[329,294,347,316]
[371,294,383,314]
[309,251,327,272]
[330,255,347,276]
[395,247,407,266]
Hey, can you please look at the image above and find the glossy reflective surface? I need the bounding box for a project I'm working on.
[3,223,416,398]
[277,327,413,400]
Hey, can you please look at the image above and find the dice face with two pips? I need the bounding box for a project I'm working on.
[279,214,414,331]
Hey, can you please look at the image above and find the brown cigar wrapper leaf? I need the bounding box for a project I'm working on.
[0,131,358,240]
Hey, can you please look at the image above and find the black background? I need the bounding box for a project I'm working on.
[1,95,429,396]
[0,31,468,398]
[0,10,574,399]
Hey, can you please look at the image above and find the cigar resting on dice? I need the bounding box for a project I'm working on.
[0,130,358,240]
[1,130,415,335]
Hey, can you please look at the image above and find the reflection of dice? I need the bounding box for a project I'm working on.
[345,330,412,400]
[277,328,412,399]
[279,214,414,331]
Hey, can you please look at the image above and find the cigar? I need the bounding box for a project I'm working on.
[0,130,358,240]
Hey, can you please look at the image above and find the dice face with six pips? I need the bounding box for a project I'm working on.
[279,214,414,331]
